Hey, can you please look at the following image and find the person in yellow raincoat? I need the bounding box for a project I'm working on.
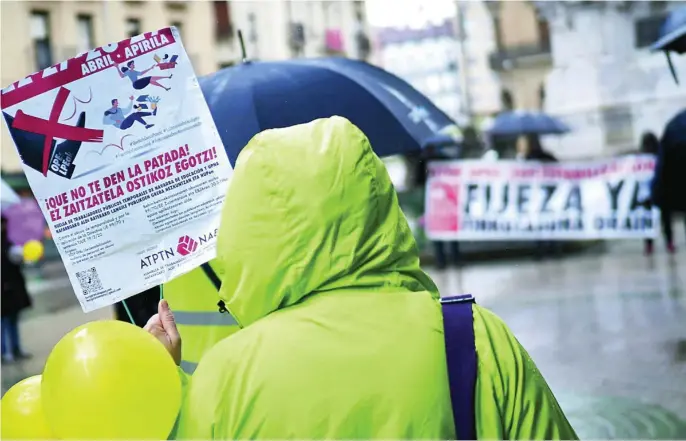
[146,116,578,439]
[163,261,239,373]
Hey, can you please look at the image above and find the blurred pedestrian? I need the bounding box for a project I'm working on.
[1,215,32,363]
[652,110,686,253]
[114,287,160,327]
[639,132,660,255]
[516,134,557,163]
[147,117,577,440]
[433,239,461,270]
[422,144,461,269]
[517,135,561,258]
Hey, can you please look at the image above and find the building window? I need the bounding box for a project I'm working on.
[126,18,141,38]
[356,31,371,60]
[601,105,634,147]
[325,29,344,54]
[501,90,514,111]
[30,11,52,70]
[537,17,551,51]
[539,83,546,110]
[650,1,667,13]
[166,1,187,11]
[76,15,95,54]
[214,1,233,40]
[289,22,306,56]
[248,13,258,43]
[492,16,503,51]
[171,21,183,39]
[635,15,667,48]
[354,0,365,21]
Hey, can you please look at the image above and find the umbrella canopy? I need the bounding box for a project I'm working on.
[198,57,456,165]
[652,109,686,212]
[422,123,464,148]
[651,6,686,53]
[485,110,570,137]
[651,6,686,83]
[1,178,20,210]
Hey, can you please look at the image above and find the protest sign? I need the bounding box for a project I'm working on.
[1,27,232,312]
[425,155,659,241]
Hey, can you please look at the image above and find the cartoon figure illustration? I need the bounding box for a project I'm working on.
[103,96,158,130]
[154,53,179,71]
[118,60,172,91]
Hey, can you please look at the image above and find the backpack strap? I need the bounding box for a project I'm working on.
[441,294,477,440]
[201,263,233,315]
[200,262,222,290]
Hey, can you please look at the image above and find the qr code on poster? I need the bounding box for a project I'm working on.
[76,267,104,295]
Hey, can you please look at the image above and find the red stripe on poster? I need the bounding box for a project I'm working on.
[1,28,176,109]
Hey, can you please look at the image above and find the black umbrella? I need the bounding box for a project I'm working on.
[485,110,570,137]
[651,6,686,84]
[199,56,458,165]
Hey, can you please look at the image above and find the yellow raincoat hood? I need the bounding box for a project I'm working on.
[174,117,578,440]
[215,116,437,327]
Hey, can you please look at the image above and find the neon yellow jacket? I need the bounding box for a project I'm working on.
[174,117,578,440]
[163,261,239,374]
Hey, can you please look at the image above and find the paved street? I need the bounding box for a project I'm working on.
[3,230,686,439]
[428,233,686,439]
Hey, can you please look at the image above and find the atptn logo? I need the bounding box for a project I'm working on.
[139,228,218,269]
[176,235,198,256]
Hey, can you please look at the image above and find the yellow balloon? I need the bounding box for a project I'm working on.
[1,375,54,440]
[41,320,182,440]
[23,240,44,263]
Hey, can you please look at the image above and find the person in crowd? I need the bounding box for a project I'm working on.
[1,215,32,363]
[162,261,240,374]
[652,109,686,253]
[146,117,577,440]
[114,287,160,327]
[421,144,461,269]
[517,134,557,163]
[638,132,660,255]
[517,135,561,258]
[639,132,660,156]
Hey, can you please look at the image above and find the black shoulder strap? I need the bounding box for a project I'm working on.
[200,262,221,290]
[441,294,477,440]
[200,262,231,314]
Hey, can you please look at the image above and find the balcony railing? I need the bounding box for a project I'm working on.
[489,41,552,71]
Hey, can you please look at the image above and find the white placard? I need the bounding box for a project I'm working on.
[1,27,232,312]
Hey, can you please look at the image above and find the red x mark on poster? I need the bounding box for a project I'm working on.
[10,87,104,176]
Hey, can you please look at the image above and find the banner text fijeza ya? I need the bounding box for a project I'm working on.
[425,156,658,241]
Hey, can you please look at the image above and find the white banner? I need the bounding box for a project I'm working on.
[1,27,232,312]
[425,156,659,241]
